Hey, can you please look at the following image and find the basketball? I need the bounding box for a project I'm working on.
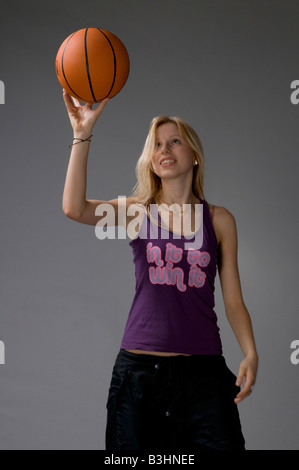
[55,28,130,102]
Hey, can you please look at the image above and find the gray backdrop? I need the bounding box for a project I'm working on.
[0,0,298,450]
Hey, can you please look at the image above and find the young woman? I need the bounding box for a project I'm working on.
[62,90,258,451]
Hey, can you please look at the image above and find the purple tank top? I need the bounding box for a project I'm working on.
[120,198,223,355]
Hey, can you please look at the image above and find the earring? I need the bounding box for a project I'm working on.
[194,161,198,166]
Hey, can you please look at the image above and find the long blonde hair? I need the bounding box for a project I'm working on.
[129,115,206,221]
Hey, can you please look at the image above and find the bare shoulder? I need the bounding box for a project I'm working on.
[208,204,237,244]
[125,196,145,214]
[114,196,143,212]
[125,196,139,205]
[210,204,235,223]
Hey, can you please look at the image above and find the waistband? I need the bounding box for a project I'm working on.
[118,348,225,367]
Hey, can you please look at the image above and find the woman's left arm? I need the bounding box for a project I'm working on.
[214,206,259,404]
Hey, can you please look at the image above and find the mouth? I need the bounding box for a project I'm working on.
[160,158,176,167]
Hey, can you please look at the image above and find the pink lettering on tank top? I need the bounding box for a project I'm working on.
[147,242,211,292]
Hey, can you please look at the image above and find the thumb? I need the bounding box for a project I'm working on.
[94,97,110,117]
[236,367,246,387]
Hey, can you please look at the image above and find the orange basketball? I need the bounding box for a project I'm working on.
[55,28,130,102]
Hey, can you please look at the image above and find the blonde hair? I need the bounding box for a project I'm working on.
[130,114,205,202]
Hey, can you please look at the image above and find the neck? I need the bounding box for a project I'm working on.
[156,190,198,209]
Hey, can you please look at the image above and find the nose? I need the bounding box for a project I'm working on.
[161,142,170,154]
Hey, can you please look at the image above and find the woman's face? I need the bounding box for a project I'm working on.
[151,122,195,179]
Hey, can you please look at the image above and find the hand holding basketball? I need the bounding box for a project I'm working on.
[62,89,109,136]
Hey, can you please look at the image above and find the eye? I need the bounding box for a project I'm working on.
[172,138,181,144]
[155,142,161,148]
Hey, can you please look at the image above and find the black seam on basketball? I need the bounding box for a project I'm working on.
[85,28,97,102]
[61,31,86,102]
[97,29,117,99]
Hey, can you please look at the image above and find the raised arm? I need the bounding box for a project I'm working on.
[61,90,141,230]
[62,89,111,222]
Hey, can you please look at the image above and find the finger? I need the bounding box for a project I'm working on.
[235,367,246,387]
[62,89,83,108]
[62,89,76,111]
[95,97,110,110]
[72,96,82,107]
[93,97,110,117]
[242,374,255,395]
[234,387,253,404]
[234,376,255,404]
